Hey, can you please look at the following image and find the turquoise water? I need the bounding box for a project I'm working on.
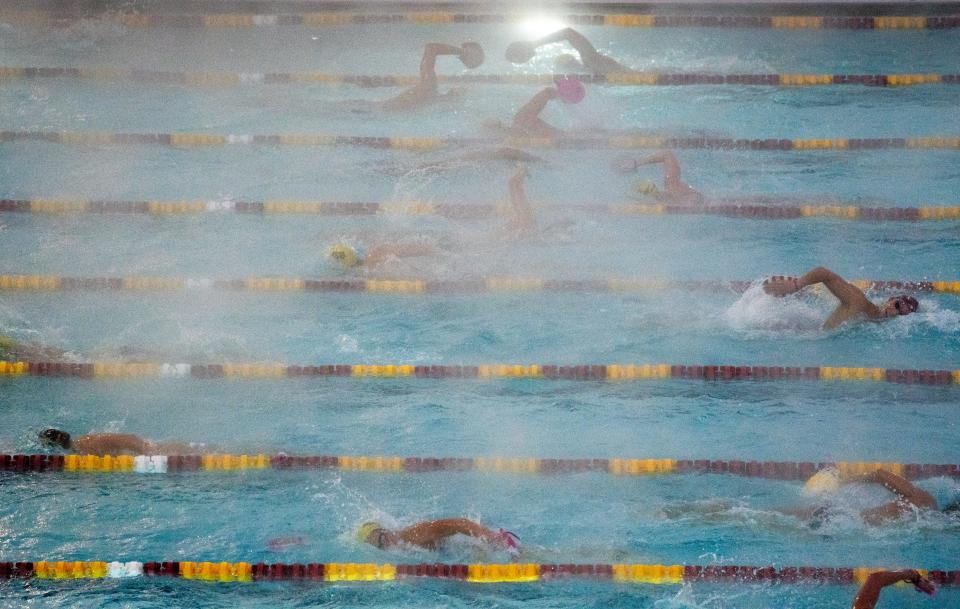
[1,12,960,609]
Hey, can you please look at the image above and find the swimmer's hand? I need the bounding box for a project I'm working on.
[908,571,936,596]
[614,158,638,173]
[763,276,801,297]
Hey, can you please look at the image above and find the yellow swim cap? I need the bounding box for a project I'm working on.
[634,180,659,196]
[803,467,841,495]
[329,243,359,268]
[356,521,382,544]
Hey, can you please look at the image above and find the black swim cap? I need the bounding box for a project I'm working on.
[40,428,71,449]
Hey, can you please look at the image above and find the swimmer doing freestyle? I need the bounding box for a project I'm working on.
[357,518,519,557]
[763,266,918,330]
[506,27,633,75]
[329,163,538,268]
[615,150,704,204]
[787,467,959,527]
[382,41,484,111]
[39,429,202,456]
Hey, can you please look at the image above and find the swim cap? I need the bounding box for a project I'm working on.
[634,180,659,196]
[554,76,586,104]
[803,467,841,495]
[329,243,359,268]
[356,522,382,544]
[40,428,71,449]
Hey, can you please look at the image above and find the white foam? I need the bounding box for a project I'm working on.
[723,282,824,338]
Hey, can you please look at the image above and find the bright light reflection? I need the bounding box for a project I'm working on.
[516,15,567,38]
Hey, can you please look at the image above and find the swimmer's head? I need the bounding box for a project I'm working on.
[505,41,536,64]
[553,53,584,71]
[357,522,397,548]
[460,42,485,69]
[881,295,919,318]
[803,467,841,495]
[39,428,71,449]
[329,243,360,268]
[634,180,660,196]
[944,497,960,516]
[554,76,585,104]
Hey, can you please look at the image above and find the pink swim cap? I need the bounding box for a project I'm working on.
[555,77,585,104]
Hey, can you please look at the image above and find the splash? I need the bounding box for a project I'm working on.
[723,282,824,338]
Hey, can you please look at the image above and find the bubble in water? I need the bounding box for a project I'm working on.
[338,334,359,353]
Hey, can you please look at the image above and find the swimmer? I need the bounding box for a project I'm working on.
[502,162,536,238]
[328,241,437,270]
[506,27,633,76]
[508,77,586,138]
[615,150,704,204]
[784,468,955,527]
[382,42,484,111]
[38,428,203,456]
[357,518,519,555]
[853,569,935,609]
[763,266,919,330]
[0,334,69,361]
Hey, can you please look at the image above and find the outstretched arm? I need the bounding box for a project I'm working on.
[764,267,872,309]
[399,518,499,548]
[617,151,682,179]
[528,28,601,62]
[364,242,437,267]
[852,569,934,609]
[75,433,150,455]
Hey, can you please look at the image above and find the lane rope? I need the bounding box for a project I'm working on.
[0,361,957,384]
[1,67,956,88]
[4,198,960,221]
[1,454,958,479]
[2,130,958,151]
[0,560,957,584]
[0,275,955,295]
[1,11,958,30]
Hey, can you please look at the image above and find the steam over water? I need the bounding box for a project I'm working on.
[1,5,959,609]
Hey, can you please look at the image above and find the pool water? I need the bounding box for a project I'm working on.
[1,6,959,609]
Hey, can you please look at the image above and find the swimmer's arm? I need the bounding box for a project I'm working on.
[419,43,463,88]
[618,151,682,179]
[864,470,938,510]
[852,570,934,609]
[514,87,558,127]
[399,518,498,548]
[75,433,150,455]
[533,28,600,61]
[765,267,873,310]
[364,243,436,267]
[508,163,530,212]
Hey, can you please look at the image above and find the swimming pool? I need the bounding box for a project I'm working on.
[1,2,959,608]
